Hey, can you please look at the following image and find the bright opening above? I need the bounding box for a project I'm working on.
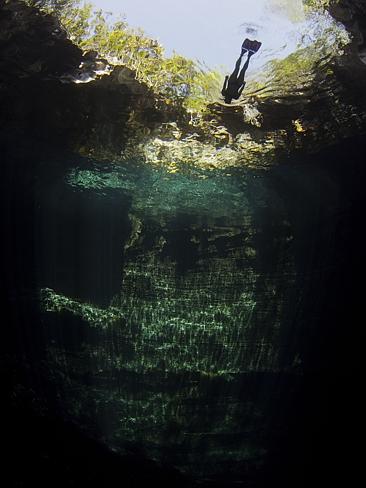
[90,0,340,75]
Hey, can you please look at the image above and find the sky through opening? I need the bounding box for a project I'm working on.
[90,0,340,75]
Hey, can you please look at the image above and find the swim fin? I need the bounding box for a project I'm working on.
[241,38,262,55]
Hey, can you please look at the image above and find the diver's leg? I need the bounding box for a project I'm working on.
[228,55,243,81]
[237,53,251,85]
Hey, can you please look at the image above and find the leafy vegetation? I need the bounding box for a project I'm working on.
[304,0,335,11]
[25,0,221,114]
[24,0,349,122]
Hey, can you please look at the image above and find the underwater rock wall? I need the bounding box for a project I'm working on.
[0,0,180,160]
[2,1,365,486]
[38,144,361,481]
[330,0,366,64]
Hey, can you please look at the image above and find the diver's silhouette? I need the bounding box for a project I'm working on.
[222,38,261,104]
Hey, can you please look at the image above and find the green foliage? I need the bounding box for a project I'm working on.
[25,0,76,13]
[78,11,221,112]
[304,0,331,9]
[183,69,222,113]
[60,2,94,44]
[25,1,94,43]
[303,0,340,12]
[25,0,220,115]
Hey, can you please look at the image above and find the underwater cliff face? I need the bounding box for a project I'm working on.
[2,1,365,487]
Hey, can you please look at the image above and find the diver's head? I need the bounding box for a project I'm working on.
[224,96,232,104]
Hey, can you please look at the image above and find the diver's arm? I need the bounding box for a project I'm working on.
[221,75,228,95]
[238,83,246,97]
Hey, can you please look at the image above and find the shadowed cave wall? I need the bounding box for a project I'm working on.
[2,1,365,487]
